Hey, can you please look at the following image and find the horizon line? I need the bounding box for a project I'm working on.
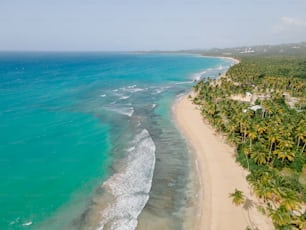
[0,40,305,53]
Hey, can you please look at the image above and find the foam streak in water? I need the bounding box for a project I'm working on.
[105,106,134,117]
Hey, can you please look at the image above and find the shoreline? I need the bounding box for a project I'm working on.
[173,93,273,229]
[200,55,240,65]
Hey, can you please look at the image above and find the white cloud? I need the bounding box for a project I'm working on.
[273,16,306,35]
[281,16,306,27]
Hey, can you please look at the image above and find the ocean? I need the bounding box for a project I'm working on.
[0,52,233,229]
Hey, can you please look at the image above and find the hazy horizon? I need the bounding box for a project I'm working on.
[0,40,306,52]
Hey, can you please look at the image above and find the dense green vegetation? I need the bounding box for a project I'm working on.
[227,56,306,80]
[193,53,306,229]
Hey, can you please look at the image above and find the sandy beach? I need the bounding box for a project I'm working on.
[174,94,273,230]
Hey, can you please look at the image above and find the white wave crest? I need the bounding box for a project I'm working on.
[123,87,144,93]
[152,86,171,94]
[175,81,193,85]
[192,64,231,81]
[119,95,130,100]
[22,221,32,226]
[112,85,145,94]
[98,129,156,230]
[192,70,207,81]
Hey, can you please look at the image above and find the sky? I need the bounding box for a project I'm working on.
[0,0,306,51]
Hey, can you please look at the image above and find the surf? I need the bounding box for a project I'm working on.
[77,129,156,230]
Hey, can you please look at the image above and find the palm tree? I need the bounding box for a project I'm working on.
[227,121,238,137]
[214,116,225,132]
[248,170,275,203]
[193,80,204,93]
[295,126,305,149]
[253,182,275,203]
[242,147,251,170]
[280,190,301,211]
[254,120,267,137]
[229,189,245,206]
[272,176,289,201]
[269,205,291,228]
[291,215,305,230]
[228,133,241,145]
[238,115,249,143]
[278,138,294,150]
[267,129,279,156]
[247,128,257,150]
[273,149,295,163]
[262,100,273,117]
[251,150,269,165]
[295,122,306,153]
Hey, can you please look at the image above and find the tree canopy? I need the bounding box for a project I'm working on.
[193,49,306,229]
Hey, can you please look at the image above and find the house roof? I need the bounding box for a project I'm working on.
[249,105,263,111]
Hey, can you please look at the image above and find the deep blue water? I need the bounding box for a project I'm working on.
[0,52,232,229]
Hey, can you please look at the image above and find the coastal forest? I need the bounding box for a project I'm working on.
[193,43,306,229]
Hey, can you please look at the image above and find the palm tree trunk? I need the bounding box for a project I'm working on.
[296,137,300,149]
[269,142,273,155]
[302,142,306,153]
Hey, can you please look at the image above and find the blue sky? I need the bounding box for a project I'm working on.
[1,0,306,51]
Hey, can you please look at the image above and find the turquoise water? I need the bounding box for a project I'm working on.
[0,53,232,229]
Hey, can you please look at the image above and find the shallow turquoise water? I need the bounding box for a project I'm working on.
[0,53,232,229]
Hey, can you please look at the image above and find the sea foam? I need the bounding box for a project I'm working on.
[192,64,230,81]
[97,129,156,230]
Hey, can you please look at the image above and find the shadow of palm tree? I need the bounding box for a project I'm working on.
[243,198,254,211]
[243,198,259,230]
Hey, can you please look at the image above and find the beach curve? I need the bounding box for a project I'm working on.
[173,93,273,230]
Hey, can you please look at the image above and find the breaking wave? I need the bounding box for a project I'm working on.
[98,129,155,229]
[192,64,231,81]
[78,129,156,230]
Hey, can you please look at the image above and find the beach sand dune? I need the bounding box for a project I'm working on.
[174,94,273,230]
